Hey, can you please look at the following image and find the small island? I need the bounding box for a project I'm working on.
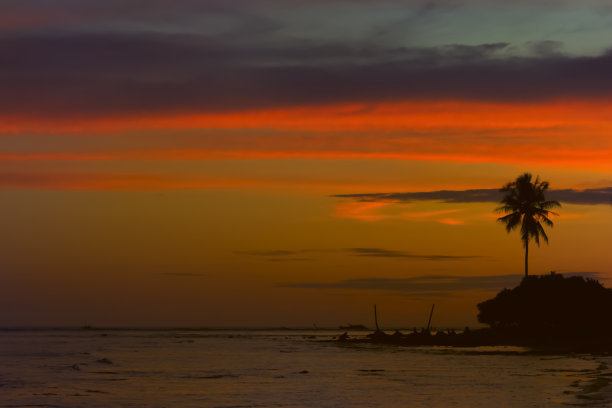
[339,272,612,352]
[338,174,612,352]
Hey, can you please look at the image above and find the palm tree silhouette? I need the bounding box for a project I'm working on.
[497,173,560,277]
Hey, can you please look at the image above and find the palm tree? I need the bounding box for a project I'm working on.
[497,173,560,277]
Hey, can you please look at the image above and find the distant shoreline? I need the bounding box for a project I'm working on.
[334,328,612,354]
[0,326,392,332]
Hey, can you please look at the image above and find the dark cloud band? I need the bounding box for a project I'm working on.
[236,247,478,261]
[284,272,603,293]
[347,247,479,260]
[3,31,612,118]
[335,188,612,205]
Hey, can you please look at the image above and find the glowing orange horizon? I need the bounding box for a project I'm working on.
[3,99,612,191]
[3,100,612,134]
[1,146,611,170]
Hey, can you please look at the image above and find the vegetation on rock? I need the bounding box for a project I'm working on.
[477,273,612,337]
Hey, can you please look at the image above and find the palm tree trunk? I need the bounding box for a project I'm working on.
[524,242,529,278]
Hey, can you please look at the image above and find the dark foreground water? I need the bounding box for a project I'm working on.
[1,329,612,407]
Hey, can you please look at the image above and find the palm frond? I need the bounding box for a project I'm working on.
[497,212,521,232]
[537,214,555,228]
[536,223,549,244]
[497,173,560,248]
[538,200,561,210]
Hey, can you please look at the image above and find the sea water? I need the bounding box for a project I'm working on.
[1,329,611,407]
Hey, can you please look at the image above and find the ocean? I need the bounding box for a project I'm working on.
[1,329,611,407]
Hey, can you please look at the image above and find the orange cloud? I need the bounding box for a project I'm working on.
[3,100,612,171]
[333,201,394,221]
[334,203,472,223]
[3,100,612,135]
[2,145,611,170]
[439,218,466,225]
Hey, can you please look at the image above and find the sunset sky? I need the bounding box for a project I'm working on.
[1,0,612,328]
